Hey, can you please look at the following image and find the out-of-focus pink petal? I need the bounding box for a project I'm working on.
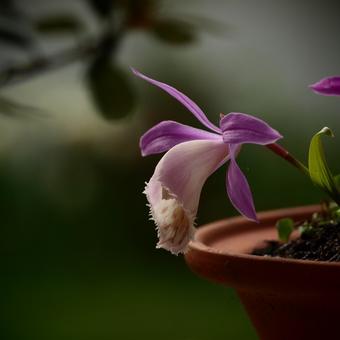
[226,145,258,222]
[131,68,221,133]
[144,139,229,254]
[309,76,340,96]
[140,120,221,156]
[220,112,282,145]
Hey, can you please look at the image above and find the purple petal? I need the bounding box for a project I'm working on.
[309,76,340,96]
[140,120,221,156]
[131,68,221,133]
[226,146,258,222]
[220,112,282,145]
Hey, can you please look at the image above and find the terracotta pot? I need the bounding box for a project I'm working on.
[185,204,340,340]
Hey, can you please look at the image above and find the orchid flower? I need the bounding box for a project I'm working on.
[310,76,340,96]
[133,68,282,254]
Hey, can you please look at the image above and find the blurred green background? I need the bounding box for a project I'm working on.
[0,0,340,339]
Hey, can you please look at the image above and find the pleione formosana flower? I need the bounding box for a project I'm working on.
[133,68,282,255]
[310,76,340,96]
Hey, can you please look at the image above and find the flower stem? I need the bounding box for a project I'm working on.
[266,143,309,176]
[267,143,340,206]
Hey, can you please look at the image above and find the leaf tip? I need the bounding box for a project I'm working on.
[319,126,334,138]
[276,218,294,243]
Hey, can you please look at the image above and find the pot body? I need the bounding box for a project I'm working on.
[185,205,340,340]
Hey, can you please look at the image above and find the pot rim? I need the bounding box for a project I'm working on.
[185,204,340,339]
[188,204,340,268]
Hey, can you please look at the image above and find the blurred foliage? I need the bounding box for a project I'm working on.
[0,25,32,48]
[0,0,218,120]
[0,96,45,118]
[152,19,197,45]
[34,15,83,34]
[0,0,33,48]
[88,0,115,18]
[87,58,135,120]
[121,0,159,27]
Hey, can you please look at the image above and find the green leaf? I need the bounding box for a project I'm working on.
[151,19,196,45]
[86,60,135,120]
[276,218,294,243]
[332,208,340,219]
[334,174,340,190]
[298,224,315,237]
[308,127,340,202]
[35,15,82,34]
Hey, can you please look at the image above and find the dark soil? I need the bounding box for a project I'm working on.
[252,220,340,262]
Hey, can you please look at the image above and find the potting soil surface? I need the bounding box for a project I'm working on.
[252,221,340,262]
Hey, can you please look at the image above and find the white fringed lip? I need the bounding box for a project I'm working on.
[144,140,229,254]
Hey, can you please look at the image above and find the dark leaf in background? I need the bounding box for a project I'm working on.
[0,0,32,48]
[123,0,159,29]
[0,96,45,118]
[0,26,32,48]
[151,19,196,45]
[0,0,11,8]
[34,15,83,34]
[86,59,135,120]
[123,0,158,20]
[335,174,340,191]
[0,0,20,17]
[87,0,114,19]
[122,0,158,13]
[0,0,12,12]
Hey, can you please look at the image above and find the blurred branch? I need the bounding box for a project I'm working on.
[0,1,150,89]
[0,0,218,119]
[0,0,212,89]
[0,95,46,118]
[0,27,125,89]
[34,15,84,34]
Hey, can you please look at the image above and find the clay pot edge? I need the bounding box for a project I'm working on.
[187,204,340,268]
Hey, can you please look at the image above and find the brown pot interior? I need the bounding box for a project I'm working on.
[185,204,340,340]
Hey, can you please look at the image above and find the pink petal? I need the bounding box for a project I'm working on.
[220,112,282,145]
[140,120,221,156]
[309,76,340,96]
[131,68,221,133]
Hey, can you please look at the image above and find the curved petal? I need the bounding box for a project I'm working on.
[157,140,229,213]
[144,139,229,254]
[226,145,258,222]
[220,112,282,145]
[131,68,221,133]
[140,120,221,156]
[309,76,340,96]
